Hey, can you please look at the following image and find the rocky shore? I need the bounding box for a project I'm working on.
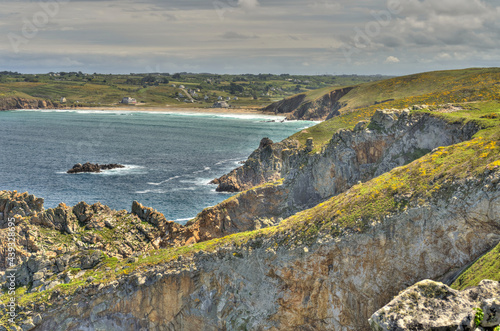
[0,97,57,111]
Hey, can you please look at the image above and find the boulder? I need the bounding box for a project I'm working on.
[369,279,500,331]
[481,297,500,327]
[370,109,399,130]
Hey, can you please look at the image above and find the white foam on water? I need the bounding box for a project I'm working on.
[147,175,181,186]
[193,166,211,174]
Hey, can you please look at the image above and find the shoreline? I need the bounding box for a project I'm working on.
[58,106,282,117]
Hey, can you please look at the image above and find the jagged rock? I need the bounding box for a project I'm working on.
[370,109,399,130]
[369,279,500,331]
[481,297,500,327]
[67,162,124,174]
[131,201,166,227]
[80,251,103,270]
[305,137,314,152]
[0,191,44,222]
[36,203,77,234]
[259,137,273,149]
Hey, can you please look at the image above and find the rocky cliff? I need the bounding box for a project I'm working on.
[0,97,57,111]
[3,158,499,331]
[1,100,499,330]
[262,87,354,120]
[192,110,481,246]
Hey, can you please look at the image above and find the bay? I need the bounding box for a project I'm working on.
[0,109,314,223]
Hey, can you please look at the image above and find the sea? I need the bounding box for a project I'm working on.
[0,109,315,224]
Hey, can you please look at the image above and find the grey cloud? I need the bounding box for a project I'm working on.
[220,31,258,39]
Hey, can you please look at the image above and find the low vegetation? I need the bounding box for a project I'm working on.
[0,71,385,109]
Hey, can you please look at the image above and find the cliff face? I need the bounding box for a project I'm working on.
[262,87,354,120]
[191,110,481,246]
[0,97,57,111]
[23,172,500,330]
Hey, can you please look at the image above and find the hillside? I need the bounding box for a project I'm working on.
[263,67,500,120]
[1,68,500,330]
[0,72,385,110]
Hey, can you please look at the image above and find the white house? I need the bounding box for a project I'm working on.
[122,97,137,105]
[60,97,67,103]
[212,101,229,108]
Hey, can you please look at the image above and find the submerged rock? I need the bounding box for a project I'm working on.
[67,162,124,174]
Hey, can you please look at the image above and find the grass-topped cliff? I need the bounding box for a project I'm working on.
[1,68,500,330]
[265,67,500,121]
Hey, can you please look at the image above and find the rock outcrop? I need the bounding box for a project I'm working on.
[67,162,125,173]
[0,97,57,111]
[262,86,354,120]
[0,192,176,271]
[12,170,500,330]
[369,279,500,331]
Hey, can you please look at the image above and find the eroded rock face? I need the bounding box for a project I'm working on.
[200,111,480,240]
[369,279,500,331]
[30,173,500,331]
[0,97,57,111]
[262,86,354,120]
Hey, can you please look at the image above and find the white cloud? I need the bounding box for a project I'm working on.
[385,56,400,63]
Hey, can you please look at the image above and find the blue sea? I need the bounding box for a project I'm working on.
[0,109,314,223]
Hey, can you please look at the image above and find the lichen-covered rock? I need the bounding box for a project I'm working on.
[481,297,500,327]
[368,279,500,331]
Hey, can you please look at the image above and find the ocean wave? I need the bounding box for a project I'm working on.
[135,186,198,194]
[147,175,181,186]
[215,157,243,166]
[98,164,147,176]
[173,217,194,224]
[193,166,211,174]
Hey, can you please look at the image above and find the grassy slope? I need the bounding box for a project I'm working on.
[0,74,384,109]
[290,68,500,150]
[451,241,500,291]
[3,101,499,322]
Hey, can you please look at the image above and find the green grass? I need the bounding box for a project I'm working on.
[451,241,500,291]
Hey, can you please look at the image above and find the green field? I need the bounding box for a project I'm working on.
[0,71,388,109]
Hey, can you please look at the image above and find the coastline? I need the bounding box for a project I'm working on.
[61,106,283,117]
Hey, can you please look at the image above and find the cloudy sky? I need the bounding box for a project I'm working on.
[0,0,499,75]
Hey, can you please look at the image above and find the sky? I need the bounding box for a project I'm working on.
[0,0,499,75]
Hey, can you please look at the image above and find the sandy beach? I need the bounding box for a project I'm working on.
[65,105,282,117]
